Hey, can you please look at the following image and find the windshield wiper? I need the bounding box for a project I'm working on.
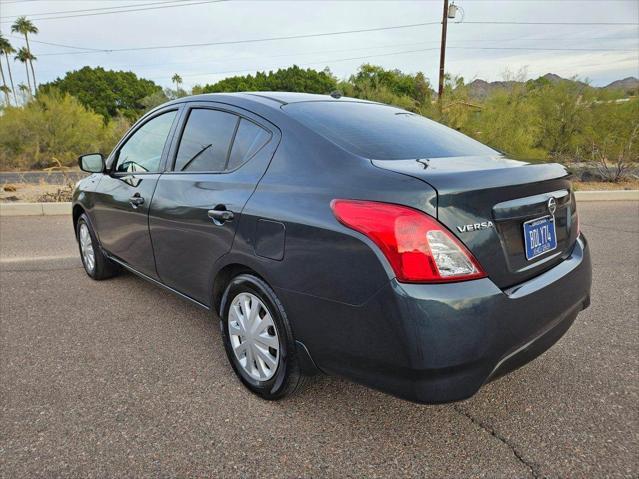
[181,144,213,171]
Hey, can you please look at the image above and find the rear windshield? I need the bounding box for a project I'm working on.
[283,101,497,160]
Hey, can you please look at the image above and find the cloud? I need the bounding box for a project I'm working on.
[3,0,637,88]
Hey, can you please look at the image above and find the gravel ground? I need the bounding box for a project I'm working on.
[1,202,637,478]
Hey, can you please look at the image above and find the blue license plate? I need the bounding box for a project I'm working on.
[523,215,557,260]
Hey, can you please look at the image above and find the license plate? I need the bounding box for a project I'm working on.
[523,215,557,260]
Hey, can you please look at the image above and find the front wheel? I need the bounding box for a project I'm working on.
[76,213,119,280]
[220,274,306,400]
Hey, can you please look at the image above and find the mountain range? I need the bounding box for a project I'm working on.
[465,73,639,100]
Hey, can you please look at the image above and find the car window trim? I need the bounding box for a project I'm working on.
[224,116,242,171]
[166,104,273,175]
[109,106,182,176]
[171,107,240,174]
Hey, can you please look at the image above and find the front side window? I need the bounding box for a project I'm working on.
[174,109,239,172]
[115,110,177,173]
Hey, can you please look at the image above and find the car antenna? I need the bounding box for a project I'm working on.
[329,90,342,99]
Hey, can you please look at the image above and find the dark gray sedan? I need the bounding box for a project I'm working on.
[73,92,591,403]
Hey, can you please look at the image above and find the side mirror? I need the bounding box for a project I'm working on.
[78,153,105,173]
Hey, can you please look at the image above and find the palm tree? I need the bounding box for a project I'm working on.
[0,85,10,107]
[17,82,29,104]
[172,73,183,97]
[0,34,17,105]
[14,47,32,96]
[0,64,9,106]
[11,16,38,92]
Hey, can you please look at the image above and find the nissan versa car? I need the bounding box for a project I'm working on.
[73,92,592,404]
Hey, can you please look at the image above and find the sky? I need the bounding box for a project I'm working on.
[1,0,637,90]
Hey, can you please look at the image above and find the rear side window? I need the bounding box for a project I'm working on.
[174,109,238,172]
[227,119,271,170]
[283,101,498,160]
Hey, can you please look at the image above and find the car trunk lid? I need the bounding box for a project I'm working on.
[372,156,579,289]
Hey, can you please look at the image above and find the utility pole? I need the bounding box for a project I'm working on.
[437,0,449,109]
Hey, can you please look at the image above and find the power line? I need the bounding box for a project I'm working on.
[35,21,442,56]
[134,43,639,73]
[0,0,226,23]
[450,46,637,52]
[459,21,638,25]
[7,34,106,51]
[35,36,636,77]
[0,0,185,20]
[150,45,637,80]
[166,47,442,79]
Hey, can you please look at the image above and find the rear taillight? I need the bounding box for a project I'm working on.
[331,199,486,283]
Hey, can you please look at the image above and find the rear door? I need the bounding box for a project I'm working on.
[149,102,279,304]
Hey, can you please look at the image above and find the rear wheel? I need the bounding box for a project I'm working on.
[76,214,119,280]
[220,274,306,400]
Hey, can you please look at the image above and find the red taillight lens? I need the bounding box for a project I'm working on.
[331,199,486,283]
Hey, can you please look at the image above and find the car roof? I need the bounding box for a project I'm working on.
[170,91,376,107]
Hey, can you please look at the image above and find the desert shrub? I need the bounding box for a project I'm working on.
[470,85,544,160]
[0,90,130,170]
[586,99,639,164]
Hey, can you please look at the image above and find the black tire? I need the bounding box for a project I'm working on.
[76,213,119,280]
[220,274,306,400]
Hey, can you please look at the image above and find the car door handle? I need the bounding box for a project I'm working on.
[129,194,145,208]
[207,209,234,224]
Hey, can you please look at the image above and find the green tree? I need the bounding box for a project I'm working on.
[533,78,593,158]
[435,75,474,131]
[140,89,170,111]
[0,34,17,105]
[11,16,38,92]
[471,84,543,159]
[586,98,639,164]
[201,65,337,94]
[39,66,162,120]
[14,47,32,97]
[345,64,432,111]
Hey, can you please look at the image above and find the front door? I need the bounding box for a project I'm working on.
[92,108,180,278]
[149,103,279,304]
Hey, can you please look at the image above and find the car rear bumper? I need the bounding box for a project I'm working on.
[283,235,591,404]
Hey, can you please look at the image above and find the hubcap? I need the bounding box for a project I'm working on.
[228,292,280,381]
[79,223,95,272]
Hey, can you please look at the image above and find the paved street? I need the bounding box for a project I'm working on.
[1,202,637,478]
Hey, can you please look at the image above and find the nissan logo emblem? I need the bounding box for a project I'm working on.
[547,197,557,215]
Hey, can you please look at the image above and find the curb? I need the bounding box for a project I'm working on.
[0,191,638,216]
[0,202,71,216]
[574,190,639,202]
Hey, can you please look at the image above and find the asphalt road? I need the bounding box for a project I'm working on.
[1,202,637,478]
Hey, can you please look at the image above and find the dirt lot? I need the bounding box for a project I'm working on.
[0,183,74,203]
